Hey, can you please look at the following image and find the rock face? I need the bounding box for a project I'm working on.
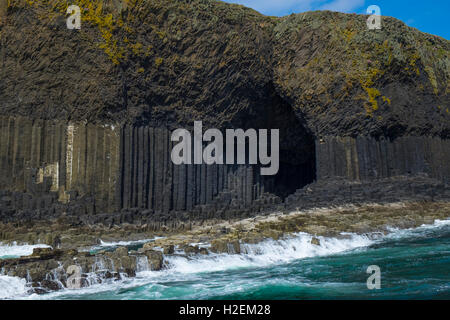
[2,200,449,295]
[310,237,320,246]
[0,246,164,293]
[0,116,283,221]
[0,0,6,26]
[316,136,450,182]
[0,0,449,224]
[0,116,120,213]
[1,1,447,132]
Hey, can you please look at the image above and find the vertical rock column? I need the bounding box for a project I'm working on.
[66,122,120,212]
[316,136,450,182]
[0,116,66,194]
[115,125,265,214]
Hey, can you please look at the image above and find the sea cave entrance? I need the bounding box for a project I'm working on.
[233,84,316,200]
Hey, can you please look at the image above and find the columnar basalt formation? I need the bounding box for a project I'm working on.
[0,116,287,218]
[0,0,449,224]
[0,116,120,212]
[316,136,450,183]
[1,114,449,224]
[115,124,277,213]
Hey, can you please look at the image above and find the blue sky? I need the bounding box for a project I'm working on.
[222,0,450,39]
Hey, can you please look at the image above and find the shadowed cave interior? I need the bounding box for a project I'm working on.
[232,84,317,200]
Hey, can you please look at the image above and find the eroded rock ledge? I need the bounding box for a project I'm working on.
[0,1,449,224]
[0,3,449,294]
[1,201,448,294]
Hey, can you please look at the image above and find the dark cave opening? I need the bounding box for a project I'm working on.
[236,85,317,200]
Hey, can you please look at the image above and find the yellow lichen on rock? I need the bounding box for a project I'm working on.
[16,0,162,66]
[424,66,439,95]
[365,87,381,112]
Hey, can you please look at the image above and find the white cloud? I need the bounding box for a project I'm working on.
[224,0,314,15]
[223,0,366,15]
[318,0,366,13]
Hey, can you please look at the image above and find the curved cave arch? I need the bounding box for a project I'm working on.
[232,84,317,199]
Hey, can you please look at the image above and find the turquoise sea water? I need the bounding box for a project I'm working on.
[1,220,449,300]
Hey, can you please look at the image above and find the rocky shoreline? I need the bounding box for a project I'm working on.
[1,200,449,295]
[0,0,448,299]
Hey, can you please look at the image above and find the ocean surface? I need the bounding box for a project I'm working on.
[1,219,449,300]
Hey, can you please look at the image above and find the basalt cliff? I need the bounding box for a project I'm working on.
[0,0,449,230]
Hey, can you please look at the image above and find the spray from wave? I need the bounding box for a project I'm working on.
[0,242,51,259]
[0,276,28,299]
[25,232,374,300]
[87,237,165,253]
[2,218,449,300]
[385,219,450,239]
[162,233,373,274]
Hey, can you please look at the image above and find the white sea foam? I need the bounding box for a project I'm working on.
[0,242,51,259]
[164,233,373,274]
[384,218,450,240]
[0,276,29,299]
[3,218,449,300]
[15,233,376,300]
[89,237,165,251]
